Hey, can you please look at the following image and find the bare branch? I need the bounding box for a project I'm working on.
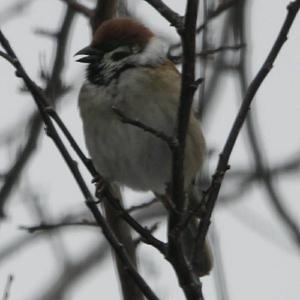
[143,0,184,30]
[127,198,159,214]
[96,186,167,255]
[195,0,300,253]
[134,222,161,247]
[0,113,42,217]
[197,0,240,34]
[113,106,178,150]
[169,44,244,64]
[0,7,75,217]
[234,1,300,250]
[19,220,97,233]
[33,244,109,300]
[0,0,35,25]
[1,275,14,300]
[198,43,244,56]
[59,0,93,18]
[44,107,98,176]
[42,106,166,255]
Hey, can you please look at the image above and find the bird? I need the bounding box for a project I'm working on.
[76,17,212,276]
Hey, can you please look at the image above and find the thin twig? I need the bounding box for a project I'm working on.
[19,220,97,232]
[2,275,14,300]
[86,199,159,300]
[169,44,243,64]
[134,222,161,246]
[235,1,300,250]
[44,107,98,176]
[210,224,230,300]
[227,153,300,180]
[127,198,159,214]
[97,187,167,255]
[196,0,239,34]
[143,0,184,31]
[59,0,93,18]
[113,106,178,150]
[197,0,209,134]
[196,12,233,119]
[167,1,204,300]
[171,0,239,51]
[33,244,109,300]
[198,43,245,56]
[41,106,166,254]
[0,7,75,217]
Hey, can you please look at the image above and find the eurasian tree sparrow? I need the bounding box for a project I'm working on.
[76,18,212,276]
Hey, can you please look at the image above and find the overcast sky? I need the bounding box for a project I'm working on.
[0,1,300,300]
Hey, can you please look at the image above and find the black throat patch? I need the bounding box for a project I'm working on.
[86,62,136,86]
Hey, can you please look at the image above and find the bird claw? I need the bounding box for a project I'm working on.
[92,176,107,199]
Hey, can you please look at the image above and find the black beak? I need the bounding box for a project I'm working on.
[75,46,102,63]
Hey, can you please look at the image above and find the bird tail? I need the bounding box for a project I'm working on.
[181,216,213,277]
[180,178,213,277]
[156,182,213,277]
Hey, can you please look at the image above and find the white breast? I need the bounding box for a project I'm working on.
[79,70,175,193]
[78,65,204,194]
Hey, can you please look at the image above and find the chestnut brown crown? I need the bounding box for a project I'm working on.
[92,18,154,49]
[75,18,166,85]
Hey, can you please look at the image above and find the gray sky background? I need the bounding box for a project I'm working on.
[0,1,300,299]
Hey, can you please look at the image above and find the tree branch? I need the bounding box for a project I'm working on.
[235,0,300,250]
[195,0,300,253]
[197,0,240,34]
[1,275,14,300]
[113,106,178,150]
[143,0,184,30]
[92,0,117,32]
[59,0,93,18]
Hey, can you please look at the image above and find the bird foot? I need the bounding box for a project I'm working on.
[92,176,107,200]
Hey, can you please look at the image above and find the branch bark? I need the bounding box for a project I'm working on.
[143,0,184,30]
[235,0,300,250]
[168,1,204,300]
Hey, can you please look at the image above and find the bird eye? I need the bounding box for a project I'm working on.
[111,50,130,61]
[131,45,141,54]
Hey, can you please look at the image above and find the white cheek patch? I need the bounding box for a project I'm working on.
[130,37,167,66]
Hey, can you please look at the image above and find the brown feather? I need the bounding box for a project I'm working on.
[92,18,154,48]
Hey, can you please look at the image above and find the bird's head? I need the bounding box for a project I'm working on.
[75,18,167,85]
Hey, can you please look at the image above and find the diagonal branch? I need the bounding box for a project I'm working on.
[0,30,158,300]
[143,0,184,30]
[41,104,166,255]
[235,0,300,250]
[112,106,178,150]
[195,0,300,253]
[92,0,117,31]
[59,0,93,18]
[1,275,14,300]
[196,0,240,34]
[168,1,204,300]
